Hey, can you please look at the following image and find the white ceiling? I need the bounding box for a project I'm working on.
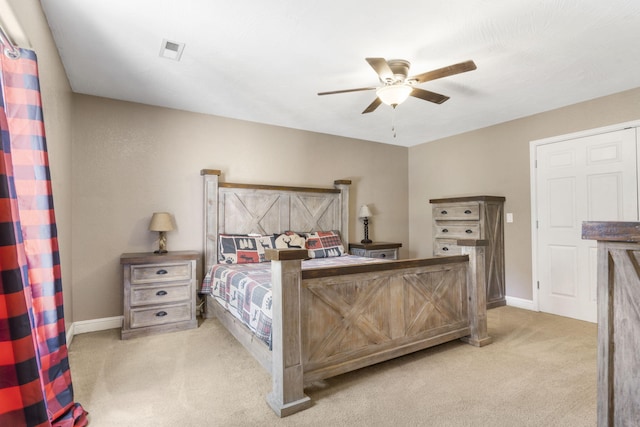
[40,0,640,147]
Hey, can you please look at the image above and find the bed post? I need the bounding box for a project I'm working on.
[458,239,492,347]
[334,180,351,248]
[201,169,220,273]
[264,248,312,417]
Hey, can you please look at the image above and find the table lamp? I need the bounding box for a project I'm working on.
[358,204,373,244]
[149,212,175,254]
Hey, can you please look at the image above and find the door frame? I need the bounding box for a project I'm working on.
[529,119,640,313]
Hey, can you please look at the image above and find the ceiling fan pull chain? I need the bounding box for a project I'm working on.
[391,106,398,138]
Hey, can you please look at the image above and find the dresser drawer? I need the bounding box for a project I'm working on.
[433,203,480,220]
[434,239,463,255]
[130,282,191,307]
[130,262,193,284]
[130,302,192,329]
[434,224,480,239]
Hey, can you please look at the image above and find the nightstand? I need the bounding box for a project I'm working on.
[349,242,402,260]
[120,251,199,339]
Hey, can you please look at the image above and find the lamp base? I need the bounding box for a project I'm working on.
[361,218,372,245]
[154,231,168,254]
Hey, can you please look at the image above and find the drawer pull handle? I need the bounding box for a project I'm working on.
[156,269,168,275]
[442,228,449,233]
[442,247,449,251]
[465,229,473,234]
[156,290,168,296]
[464,210,472,214]
[155,311,168,317]
[441,210,448,215]
[380,253,386,258]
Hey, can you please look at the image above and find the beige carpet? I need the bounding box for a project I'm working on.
[68,306,596,426]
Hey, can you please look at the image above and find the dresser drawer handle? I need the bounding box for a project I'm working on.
[442,247,449,251]
[380,253,386,258]
[441,210,448,215]
[156,290,168,296]
[442,228,449,233]
[155,311,168,317]
[464,210,472,214]
[156,269,168,275]
[465,229,473,234]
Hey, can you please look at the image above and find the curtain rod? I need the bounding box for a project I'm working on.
[0,23,20,59]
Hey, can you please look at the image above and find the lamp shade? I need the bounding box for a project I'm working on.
[149,212,175,232]
[358,205,373,219]
[376,84,413,106]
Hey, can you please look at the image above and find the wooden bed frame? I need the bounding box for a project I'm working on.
[201,169,492,417]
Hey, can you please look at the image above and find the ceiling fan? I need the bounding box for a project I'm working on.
[318,58,477,114]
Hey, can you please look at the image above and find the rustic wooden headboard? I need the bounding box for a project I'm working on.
[201,169,351,272]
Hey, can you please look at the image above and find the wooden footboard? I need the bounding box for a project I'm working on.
[264,242,491,417]
[302,256,470,382]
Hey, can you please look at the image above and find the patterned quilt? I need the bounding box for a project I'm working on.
[200,255,387,348]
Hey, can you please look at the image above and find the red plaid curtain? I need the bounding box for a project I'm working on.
[0,49,87,426]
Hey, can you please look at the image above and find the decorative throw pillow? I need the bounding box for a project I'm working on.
[304,230,345,258]
[218,234,275,264]
[274,231,307,249]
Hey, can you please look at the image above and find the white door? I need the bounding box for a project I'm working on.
[535,128,638,322]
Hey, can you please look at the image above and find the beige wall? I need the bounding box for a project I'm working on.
[7,0,640,322]
[409,87,640,300]
[71,95,409,321]
[2,0,75,323]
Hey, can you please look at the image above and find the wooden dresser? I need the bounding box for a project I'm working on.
[582,222,640,426]
[430,196,506,309]
[120,251,199,339]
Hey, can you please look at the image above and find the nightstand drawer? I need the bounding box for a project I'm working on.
[434,224,480,239]
[433,203,480,220]
[130,302,192,329]
[350,247,366,257]
[130,282,191,307]
[434,240,463,255]
[366,249,397,259]
[130,262,193,284]
[349,242,401,260]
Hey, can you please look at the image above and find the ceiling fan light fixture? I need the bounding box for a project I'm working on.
[376,84,413,107]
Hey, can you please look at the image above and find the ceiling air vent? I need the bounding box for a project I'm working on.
[159,39,185,61]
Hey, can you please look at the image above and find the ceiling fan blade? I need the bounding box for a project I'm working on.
[365,57,394,82]
[410,88,450,104]
[409,60,477,84]
[317,87,376,96]
[362,97,382,114]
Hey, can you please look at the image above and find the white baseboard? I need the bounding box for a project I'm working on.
[66,322,75,347]
[506,296,536,311]
[63,298,535,346]
[66,316,123,347]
